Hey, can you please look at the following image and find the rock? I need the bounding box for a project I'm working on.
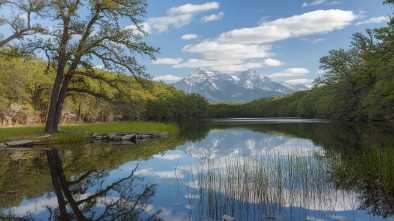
[5,140,40,147]
[108,133,117,140]
[159,132,168,137]
[38,134,51,138]
[121,134,137,140]
[0,143,7,149]
[91,131,168,144]
[113,135,123,142]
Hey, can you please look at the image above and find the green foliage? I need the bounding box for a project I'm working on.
[0,49,209,126]
[146,84,209,120]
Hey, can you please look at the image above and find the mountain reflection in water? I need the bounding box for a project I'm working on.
[1,118,393,221]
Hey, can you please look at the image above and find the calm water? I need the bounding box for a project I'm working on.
[1,118,394,220]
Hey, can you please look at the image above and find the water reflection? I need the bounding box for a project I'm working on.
[45,149,160,220]
[1,119,394,220]
[2,148,161,220]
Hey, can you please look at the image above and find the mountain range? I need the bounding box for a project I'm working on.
[173,68,309,102]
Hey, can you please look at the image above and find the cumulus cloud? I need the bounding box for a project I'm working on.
[217,10,357,44]
[146,14,193,33]
[262,58,282,66]
[284,78,314,85]
[268,68,310,78]
[168,9,356,76]
[201,11,224,23]
[167,2,219,15]
[153,75,183,82]
[355,16,389,26]
[182,42,272,60]
[302,0,325,7]
[146,2,220,34]
[135,168,183,179]
[152,58,183,65]
[181,34,198,40]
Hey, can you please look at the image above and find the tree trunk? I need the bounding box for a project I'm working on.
[44,67,65,133]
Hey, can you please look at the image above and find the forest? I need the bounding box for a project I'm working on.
[0,50,208,126]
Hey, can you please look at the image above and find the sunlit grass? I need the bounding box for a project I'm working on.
[0,121,178,143]
[0,126,46,143]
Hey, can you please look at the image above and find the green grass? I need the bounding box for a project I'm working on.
[0,121,178,143]
[0,126,46,143]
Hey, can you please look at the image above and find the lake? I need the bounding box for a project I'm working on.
[1,118,394,220]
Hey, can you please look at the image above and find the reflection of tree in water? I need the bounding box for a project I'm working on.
[326,146,394,218]
[45,149,162,221]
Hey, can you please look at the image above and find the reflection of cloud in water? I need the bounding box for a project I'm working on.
[147,204,191,221]
[181,129,322,161]
[153,153,182,160]
[8,197,58,216]
[135,168,184,179]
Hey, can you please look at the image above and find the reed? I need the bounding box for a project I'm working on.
[189,150,352,221]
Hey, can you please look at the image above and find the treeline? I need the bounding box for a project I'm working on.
[0,51,208,126]
[209,18,394,122]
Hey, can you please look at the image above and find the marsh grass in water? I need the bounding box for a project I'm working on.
[188,150,358,221]
[0,121,177,143]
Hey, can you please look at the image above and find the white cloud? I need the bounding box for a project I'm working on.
[284,78,314,88]
[135,168,184,179]
[355,16,389,26]
[173,59,268,74]
[302,0,325,7]
[94,65,105,69]
[181,34,198,40]
[153,75,183,82]
[284,78,314,85]
[301,38,326,44]
[168,2,219,15]
[201,11,224,23]
[152,58,183,65]
[146,2,220,34]
[211,62,266,73]
[153,153,183,160]
[268,68,310,78]
[146,14,193,33]
[262,58,282,66]
[173,58,238,69]
[217,10,357,44]
[182,41,272,60]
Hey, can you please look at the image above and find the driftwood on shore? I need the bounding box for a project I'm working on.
[0,131,168,149]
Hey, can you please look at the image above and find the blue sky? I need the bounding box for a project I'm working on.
[135,0,391,86]
[1,0,391,86]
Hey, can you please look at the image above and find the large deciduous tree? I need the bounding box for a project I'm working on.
[23,0,158,133]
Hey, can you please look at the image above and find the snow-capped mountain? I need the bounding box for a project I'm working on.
[173,68,309,102]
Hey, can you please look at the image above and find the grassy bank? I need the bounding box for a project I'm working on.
[0,121,178,143]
